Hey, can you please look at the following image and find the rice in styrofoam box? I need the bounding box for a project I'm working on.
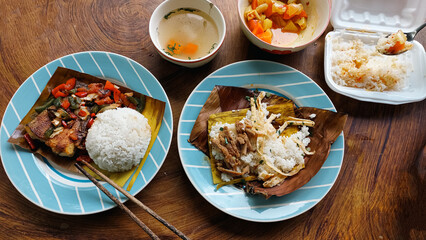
[331,36,408,92]
[86,107,151,172]
[323,0,426,104]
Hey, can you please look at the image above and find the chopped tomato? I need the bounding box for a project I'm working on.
[52,84,67,98]
[113,89,121,103]
[95,96,113,105]
[75,92,88,97]
[104,80,115,91]
[120,93,131,107]
[78,109,87,117]
[88,83,103,94]
[61,98,70,109]
[64,78,76,91]
[128,103,136,109]
[61,120,68,128]
[90,113,96,117]
[76,155,92,163]
[77,87,88,92]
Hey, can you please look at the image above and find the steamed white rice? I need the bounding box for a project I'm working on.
[85,108,151,172]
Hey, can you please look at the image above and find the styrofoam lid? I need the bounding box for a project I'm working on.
[331,0,426,33]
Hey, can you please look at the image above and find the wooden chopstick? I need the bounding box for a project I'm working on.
[75,160,190,240]
[74,163,160,240]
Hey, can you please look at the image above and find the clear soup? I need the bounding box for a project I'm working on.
[158,8,219,60]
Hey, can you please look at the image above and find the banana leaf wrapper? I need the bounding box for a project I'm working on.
[207,103,299,184]
[189,85,347,198]
[189,85,294,155]
[8,67,165,189]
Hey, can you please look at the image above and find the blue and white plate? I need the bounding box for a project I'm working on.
[0,51,173,215]
[177,60,344,222]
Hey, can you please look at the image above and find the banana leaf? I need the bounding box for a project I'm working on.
[8,67,165,189]
[189,85,347,198]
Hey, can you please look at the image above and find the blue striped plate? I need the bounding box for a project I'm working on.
[0,51,173,215]
[177,60,344,222]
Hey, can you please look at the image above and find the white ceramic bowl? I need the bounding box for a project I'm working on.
[149,0,226,68]
[237,0,331,54]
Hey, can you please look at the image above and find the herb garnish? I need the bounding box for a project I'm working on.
[208,43,217,54]
[224,137,228,144]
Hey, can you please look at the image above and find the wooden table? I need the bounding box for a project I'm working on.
[0,1,425,239]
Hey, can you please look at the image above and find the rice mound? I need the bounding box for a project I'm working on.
[85,108,151,172]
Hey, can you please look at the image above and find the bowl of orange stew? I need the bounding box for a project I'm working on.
[238,0,331,54]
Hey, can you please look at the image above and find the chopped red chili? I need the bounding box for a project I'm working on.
[87,118,94,128]
[24,133,36,150]
[61,120,68,128]
[90,113,96,117]
[76,155,92,163]
[68,111,78,119]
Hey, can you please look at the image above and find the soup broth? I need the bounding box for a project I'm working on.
[158,8,219,60]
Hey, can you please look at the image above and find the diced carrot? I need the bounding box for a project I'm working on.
[251,0,258,10]
[166,40,182,55]
[299,10,308,18]
[252,21,264,36]
[183,43,198,55]
[248,19,258,31]
[386,41,405,54]
[257,30,272,43]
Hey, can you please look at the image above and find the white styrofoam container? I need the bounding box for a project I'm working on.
[324,0,426,104]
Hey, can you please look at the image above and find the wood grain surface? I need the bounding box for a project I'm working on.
[0,0,425,239]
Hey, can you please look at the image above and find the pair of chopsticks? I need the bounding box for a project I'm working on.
[74,160,189,240]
